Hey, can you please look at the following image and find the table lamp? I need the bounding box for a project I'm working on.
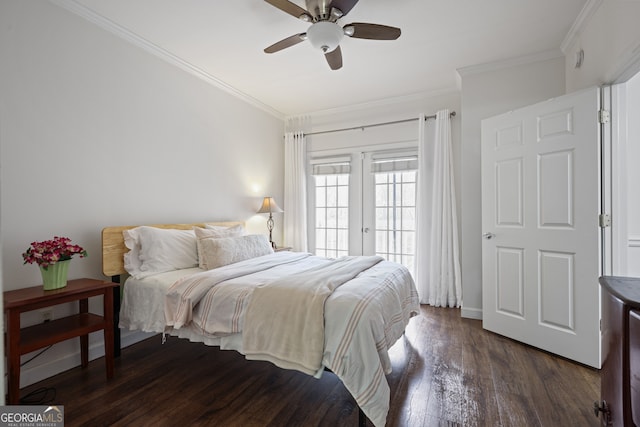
[256,196,283,249]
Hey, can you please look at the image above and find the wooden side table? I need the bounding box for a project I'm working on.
[3,278,119,404]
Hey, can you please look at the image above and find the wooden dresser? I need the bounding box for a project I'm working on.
[598,276,640,426]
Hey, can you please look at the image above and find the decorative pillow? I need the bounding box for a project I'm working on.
[125,226,198,278]
[204,223,245,234]
[199,234,273,270]
[195,225,245,268]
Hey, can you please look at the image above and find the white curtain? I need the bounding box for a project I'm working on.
[415,110,462,307]
[283,131,308,252]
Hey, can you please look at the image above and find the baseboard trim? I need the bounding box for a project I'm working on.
[17,329,155,389]
[121,330,156,348]
[461,307,483,320]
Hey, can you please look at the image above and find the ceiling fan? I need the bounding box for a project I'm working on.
[263,0,401,70]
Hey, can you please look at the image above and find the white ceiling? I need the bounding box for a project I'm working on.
[66,0,587,117]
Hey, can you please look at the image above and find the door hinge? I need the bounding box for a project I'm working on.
[599,109,610,124]
[599,214,611,228]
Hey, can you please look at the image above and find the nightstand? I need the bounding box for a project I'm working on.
[3,278,119,404]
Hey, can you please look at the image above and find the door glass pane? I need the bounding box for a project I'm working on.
[402,231,415,254]
[404,255,415,275]
[315,229,326,258]
[374,170,417,276]
[376,207,388,229]
[376,230,388,253]
[337,207,349,227]
[316,186,326,207]
[338,229,349,249]
[402,182,416,206]
[376,182,388,206]
[327,208,337,228]
[315,208,325,228]
[337,186,349,206]
[313,174,349,258]
[326,186,337,207]
[401,207,416,230]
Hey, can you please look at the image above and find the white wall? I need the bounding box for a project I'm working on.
[458,0,640,317]
[564,0,640,91]
[562,0,640,273]
[625,72,640,275]
[303,91,460,187]
[458,52,567,319]
[0,1,284,387]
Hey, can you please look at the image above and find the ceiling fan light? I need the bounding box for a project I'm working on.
[307,21,344,53]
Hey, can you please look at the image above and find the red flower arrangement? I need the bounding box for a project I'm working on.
[22,236,88,269]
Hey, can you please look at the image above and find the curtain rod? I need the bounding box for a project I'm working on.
[304,111,456,137]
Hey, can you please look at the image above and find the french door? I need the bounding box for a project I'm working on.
[309,147,418,276]
[361,151,417,276]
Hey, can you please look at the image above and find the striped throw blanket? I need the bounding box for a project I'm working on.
[242,256,383,375]
[164,252,310,330]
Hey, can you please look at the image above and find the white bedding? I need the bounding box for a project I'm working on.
[119,251,420,427]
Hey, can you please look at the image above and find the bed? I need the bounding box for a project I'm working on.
[102,221,420,427]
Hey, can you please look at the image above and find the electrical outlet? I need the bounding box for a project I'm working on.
[41,308,54,323]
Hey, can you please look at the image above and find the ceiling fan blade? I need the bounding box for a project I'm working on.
[325,46,343,70]
[264,0,312,21]
[344,22,401,40]
[264,33,306,53]
[329,0,359,16]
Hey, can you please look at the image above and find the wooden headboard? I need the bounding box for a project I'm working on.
[101,221,245,277]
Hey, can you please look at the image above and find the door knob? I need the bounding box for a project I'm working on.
[482,232,495,240]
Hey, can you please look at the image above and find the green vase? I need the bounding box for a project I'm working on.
[40,259,70,290]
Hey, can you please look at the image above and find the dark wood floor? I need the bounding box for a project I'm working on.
[21,306,600,426]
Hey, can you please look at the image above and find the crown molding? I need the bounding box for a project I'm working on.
[609,40,640,84]
[294,86,460,119]
[457,49,564,77]
[49,0,284,120]
[560,0,604,53]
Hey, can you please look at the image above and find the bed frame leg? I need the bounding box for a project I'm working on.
[358,407,367,427]
[111,275,121,357]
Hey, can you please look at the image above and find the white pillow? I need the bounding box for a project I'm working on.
[195,225,245,268]
[126,226,198,278]
[123,228,143,277]
[199,234,273,270]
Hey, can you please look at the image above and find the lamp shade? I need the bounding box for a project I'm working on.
[256,197,283,214]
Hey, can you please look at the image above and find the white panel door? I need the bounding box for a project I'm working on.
[481,87,602,368]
